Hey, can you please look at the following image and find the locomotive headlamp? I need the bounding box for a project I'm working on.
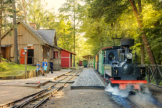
[126,53,132,59]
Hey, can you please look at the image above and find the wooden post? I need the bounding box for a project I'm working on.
[25,52,27,78]
[48,48,51,73]
[89,55,90,68]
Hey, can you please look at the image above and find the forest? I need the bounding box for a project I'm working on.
[0,0,162,65]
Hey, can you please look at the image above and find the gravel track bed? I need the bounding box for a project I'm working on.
[72,68,105,87]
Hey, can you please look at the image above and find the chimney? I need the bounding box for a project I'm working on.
[30,23,36,30]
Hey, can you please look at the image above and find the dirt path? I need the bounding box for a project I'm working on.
[40,83,121,108]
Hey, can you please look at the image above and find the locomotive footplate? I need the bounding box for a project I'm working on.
[111,80,147,89]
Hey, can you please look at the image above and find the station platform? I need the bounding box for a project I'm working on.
[71,68,105,89]
[0,69,71,106]
[0,69,71,88]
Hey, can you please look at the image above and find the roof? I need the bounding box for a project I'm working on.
[102,46,113,50]
[62,49,76,55]
[1,21,62,50]
[95,46,121,57]
[17,21,46,45]
[95,46,113,55]
[37,29,55,46]
[82,55,93,60]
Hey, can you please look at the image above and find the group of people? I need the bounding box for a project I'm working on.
[36,59,53,76]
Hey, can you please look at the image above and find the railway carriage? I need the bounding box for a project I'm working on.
[83,60,88,67]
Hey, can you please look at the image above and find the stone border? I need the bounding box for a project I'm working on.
[0,70,43,80]
[71,86,105,90]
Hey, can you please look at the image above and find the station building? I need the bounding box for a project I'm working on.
[1,21,62,71]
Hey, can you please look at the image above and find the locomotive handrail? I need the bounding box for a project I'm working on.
[145,65,162,88]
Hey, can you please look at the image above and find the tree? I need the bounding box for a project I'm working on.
[0,0,2,62]
[83,0,160,64]
[59,0,80,67]
[129,0,156,64]
[17,0,31,23]
[27,0,55,29]
[0,0,15,62]
[12,0,18,63]
[137,0,145,64]
[56,18,74,51]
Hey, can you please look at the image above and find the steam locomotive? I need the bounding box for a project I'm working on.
[109,38,147,90]
[94,38,147,90]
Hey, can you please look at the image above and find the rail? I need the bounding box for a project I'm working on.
[144,65,162,87]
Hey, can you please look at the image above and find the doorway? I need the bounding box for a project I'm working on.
[1,47,10,61]
[27,49,34,64]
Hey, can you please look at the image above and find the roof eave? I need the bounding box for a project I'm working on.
[52,45,62,50]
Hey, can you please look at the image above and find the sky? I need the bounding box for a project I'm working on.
[42,0,66,13]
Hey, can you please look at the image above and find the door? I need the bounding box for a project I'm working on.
[1,48,5,58]
[27,49,34,64]
[20,49,28,64]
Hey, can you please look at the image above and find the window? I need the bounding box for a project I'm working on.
[53,51,58,59]
[108,52,115,61]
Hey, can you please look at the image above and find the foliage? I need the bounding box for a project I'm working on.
[77,0,162,64]
[0,0,18,33]
[0,58,36,77]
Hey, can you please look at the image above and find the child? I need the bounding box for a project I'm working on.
[36,61,41,76]
[49,60,53,74]
[42,59,47,76]
[44,64,48,76]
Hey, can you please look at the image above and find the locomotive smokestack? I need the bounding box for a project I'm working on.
[120,38,134,53]
[120,38,134,47]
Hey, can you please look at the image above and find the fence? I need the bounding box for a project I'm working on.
[145,65,162,87]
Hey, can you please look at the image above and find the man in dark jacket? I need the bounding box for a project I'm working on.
[49,60,53,74]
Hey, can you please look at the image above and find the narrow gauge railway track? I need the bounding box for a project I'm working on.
[128,95,160,108]
[0,69,82,108]
[110,94,140,108]
[109,91,160,108]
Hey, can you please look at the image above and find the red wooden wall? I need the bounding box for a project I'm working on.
[61,50,70,67]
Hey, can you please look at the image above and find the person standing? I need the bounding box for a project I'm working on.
[44,64,47,76]
[49,59,53,74]
[42,59,48,76]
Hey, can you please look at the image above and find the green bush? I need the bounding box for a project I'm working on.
[0,62,10,72]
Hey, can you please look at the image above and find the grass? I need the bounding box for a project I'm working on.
[0,58,36,77]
